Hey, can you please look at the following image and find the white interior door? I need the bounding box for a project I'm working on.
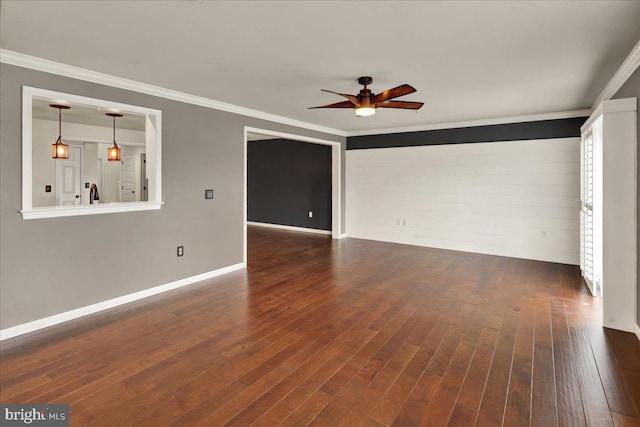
[56,145,82,206]
[120,150,136,202]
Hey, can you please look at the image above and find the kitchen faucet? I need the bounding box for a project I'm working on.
[89,183,100,204]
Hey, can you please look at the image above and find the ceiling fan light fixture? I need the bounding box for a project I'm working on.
[310,76,423,117]
[355,106,376,117]
[50,104,71,159]
[356,89,375,117]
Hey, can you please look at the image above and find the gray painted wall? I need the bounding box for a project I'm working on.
[0,63,345,329]
[612,65,640,329]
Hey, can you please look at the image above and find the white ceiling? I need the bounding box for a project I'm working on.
[2,1,639,134]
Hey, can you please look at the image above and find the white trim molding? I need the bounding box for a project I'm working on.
[247,221,332,235]
[636,325,640,343]
[346,109,593,137]
[0,262,245,341]
[21,201,164,219]
[581,97,638,134]
[1,49,346,137]
[244,127,343,147]
[22,86,163,219]
[2,49,601,140]
[1,49,599,140]
[593,38,640,107]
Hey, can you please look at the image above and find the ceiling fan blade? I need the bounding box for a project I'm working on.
[308,100,356,109]
[321,89,359,105]
[376,100,424,110]
[373,84,416,103]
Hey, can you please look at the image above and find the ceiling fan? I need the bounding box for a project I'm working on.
[309,76,424,117]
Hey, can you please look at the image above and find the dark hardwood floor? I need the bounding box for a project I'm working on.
[2,226,640,426]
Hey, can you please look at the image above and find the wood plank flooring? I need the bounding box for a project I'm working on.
[2,226,640,426]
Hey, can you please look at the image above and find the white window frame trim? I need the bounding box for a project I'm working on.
[21,86,163,219]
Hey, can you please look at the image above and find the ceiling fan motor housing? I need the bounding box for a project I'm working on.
[358,89,373,107]
[357,77,374,106]
[357,76,373,86]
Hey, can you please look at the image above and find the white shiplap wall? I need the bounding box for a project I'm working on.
[346,138,580,265]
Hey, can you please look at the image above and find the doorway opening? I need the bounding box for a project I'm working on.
[243,127,342,265]
[55,145,83,206]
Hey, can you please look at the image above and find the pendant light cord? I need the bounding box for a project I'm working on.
[112,115,118,148]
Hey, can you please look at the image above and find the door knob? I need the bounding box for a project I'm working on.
[75,195,80,198]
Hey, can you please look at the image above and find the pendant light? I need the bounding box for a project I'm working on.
[106,112,123,162]
[50,104,71,159]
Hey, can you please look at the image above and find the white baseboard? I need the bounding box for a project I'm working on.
[636,325,640,343]
[0,262,245,341]
[247,221,331,235]
[339,233,348,239]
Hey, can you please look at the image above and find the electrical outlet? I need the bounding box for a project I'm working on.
[402,219,408,226]
[177,246,184,257]
[205,189,214,199]
[396,218,401,225]
[45,185,51,193]
[308,211,313,218]
[85,182,90,189]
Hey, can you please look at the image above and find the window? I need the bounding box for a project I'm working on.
[21,86,162,219]
[580,126,595,294]
[579,97,637,332]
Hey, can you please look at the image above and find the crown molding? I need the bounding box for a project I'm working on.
[346,109,592,137]
[0,49,347,137]
[3,48,612,140]
[593,38,640,107]
[581,97,638,133]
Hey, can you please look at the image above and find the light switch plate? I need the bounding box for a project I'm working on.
[205,189,214,199]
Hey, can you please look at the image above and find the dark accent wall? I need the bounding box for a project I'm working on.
[248,139,331,231]
[612,65,640,328]
[347,117,588,150]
